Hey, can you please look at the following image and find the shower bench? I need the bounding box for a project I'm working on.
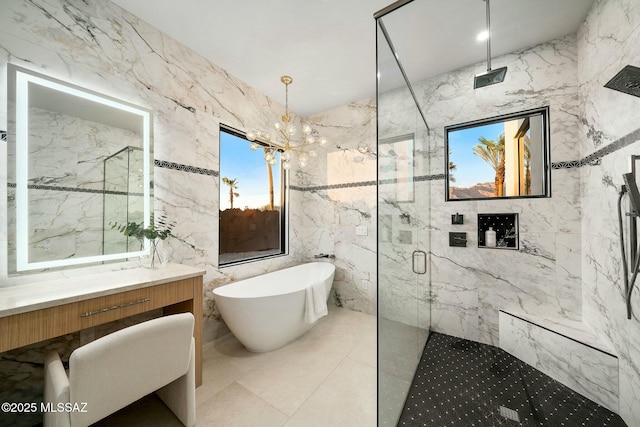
[0,263,205,386]
[498,310,618,412]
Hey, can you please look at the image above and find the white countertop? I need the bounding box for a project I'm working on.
[0,263,205,318]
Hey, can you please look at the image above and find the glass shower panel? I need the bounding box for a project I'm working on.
[377,13,431,426]
[103,146,144,255]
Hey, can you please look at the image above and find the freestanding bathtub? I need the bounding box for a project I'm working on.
[213,262,335,352]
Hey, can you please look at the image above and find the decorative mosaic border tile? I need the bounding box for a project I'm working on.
[4,125,637,194]
[582,127,640,165]
[291,130,639,193]
[6,182,143,197]
[291,180,377,192]
[415,173,446,181]
[154,159,218,177]
[551,160,581,169]
[292,174,446,191]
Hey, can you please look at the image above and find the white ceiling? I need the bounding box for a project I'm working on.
[111,0,596,117]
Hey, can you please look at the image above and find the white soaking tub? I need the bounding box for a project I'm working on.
[212,262,335,352]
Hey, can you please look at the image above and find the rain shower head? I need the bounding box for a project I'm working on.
[474,66,508,89]
[474,0,507,89]
[604,65,640,98]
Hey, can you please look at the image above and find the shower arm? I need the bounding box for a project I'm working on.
[485,0,492,72]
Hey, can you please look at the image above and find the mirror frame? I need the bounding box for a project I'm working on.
[9,65,152,272]
[444,106,551,201]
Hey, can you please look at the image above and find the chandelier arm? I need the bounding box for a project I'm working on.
[277,128,288,140]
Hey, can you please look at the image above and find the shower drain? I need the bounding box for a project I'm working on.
[499,405,520,422]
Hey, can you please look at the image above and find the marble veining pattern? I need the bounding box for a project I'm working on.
[0,2,374,423]
[376,32,584,348]
[299,98,377,316]
[578,0,640,425]
[499,311,619,413]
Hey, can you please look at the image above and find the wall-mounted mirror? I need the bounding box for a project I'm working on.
[445,107,550,201]
[7,65,152,272]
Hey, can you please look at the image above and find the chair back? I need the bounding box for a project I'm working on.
[68,312,194,426]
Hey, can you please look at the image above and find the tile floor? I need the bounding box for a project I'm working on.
[397,332,628,427]
[378,317,429,426]
[95,305,377,427]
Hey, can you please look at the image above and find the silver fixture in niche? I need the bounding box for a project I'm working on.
[604,65,640,98]
[474,0,508,89]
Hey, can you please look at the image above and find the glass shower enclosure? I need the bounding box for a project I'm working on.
[102,146,145,255]
[376,3,432,425]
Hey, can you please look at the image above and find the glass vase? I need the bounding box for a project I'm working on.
[139,239,167,269]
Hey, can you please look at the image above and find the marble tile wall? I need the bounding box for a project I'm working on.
[410,35,583,346]
[0,1,378,424]
[577,0,640,425]
[300,99,377,315]
[0,0,310,336]
[499,311,619,413]
[0,0,379,354]
[376,1,640,423]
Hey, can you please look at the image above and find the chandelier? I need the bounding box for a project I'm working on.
[246,75,327,169]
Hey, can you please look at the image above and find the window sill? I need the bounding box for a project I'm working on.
[219,251,288,268]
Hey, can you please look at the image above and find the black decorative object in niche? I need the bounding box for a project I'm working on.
[478,213,518,249]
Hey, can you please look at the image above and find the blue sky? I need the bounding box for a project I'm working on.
[219,131,281,210]
[448,122,503,188]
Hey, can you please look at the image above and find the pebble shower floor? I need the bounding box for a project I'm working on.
[397,332,627,427]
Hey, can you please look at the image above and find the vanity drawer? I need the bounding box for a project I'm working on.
[77,278,194,327]
[0,302,82,352]
[0,278,195,352]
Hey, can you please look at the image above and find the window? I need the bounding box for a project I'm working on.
[218,126,286,265]
[445,107,550,201]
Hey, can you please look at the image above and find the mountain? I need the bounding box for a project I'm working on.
[449,182,495,199]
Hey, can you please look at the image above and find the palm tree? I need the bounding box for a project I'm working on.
[473,134,505,196]
[222,177,239,209]
[448,147,457,198]
[264,148,275,210]
[448,147,457,183]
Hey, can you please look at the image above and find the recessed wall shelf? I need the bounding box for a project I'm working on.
[478,213,519,249]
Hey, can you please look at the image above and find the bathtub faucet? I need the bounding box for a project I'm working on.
[314,253,335,259]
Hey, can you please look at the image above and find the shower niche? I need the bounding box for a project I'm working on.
[477,213,519,249]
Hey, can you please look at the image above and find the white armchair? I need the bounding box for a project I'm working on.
[43,312,196,427]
